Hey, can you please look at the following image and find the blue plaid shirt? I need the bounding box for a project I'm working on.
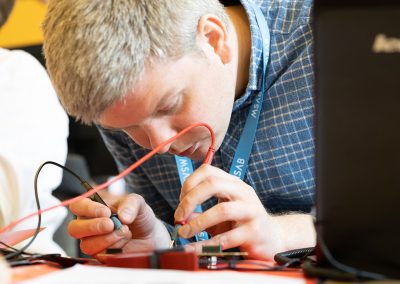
[99,0,314,225]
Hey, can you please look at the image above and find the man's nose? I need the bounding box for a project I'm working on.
[144,122,176,154]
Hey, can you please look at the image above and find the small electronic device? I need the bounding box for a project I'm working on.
[97,245,247,271]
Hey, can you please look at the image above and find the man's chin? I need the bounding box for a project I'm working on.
[184,152,203,162]
[182,147,209,162]
[170,150,203,161]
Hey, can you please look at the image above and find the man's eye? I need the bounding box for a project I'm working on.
[156,92,183,116]
[157,98,181,116]
[157,106,176,116]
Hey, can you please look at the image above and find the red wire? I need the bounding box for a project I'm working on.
[0,122,215,234]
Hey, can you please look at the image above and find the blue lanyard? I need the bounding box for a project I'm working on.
[175,155,202,214]
[175,2,270,242]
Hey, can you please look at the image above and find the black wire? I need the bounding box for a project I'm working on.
[4,161,85,261]
[39,161,85,183]
[272,223,388,280]
[274,247,315,268]
[293,220,387,281]
[314,230,386,280]
[1,241,36,260]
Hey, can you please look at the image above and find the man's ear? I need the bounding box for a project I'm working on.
[196,14,232,64]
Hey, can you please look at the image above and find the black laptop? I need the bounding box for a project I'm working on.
[314,0,400,279]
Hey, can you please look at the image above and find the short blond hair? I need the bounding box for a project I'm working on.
[43,0,228,125]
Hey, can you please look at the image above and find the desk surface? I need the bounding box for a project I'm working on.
[11,264,58,284]
[11,262,315,284]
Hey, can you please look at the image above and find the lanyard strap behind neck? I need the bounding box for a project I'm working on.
[228,2,270,179]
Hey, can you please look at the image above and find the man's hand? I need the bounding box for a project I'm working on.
[68,193,170,256]
[174,164,316,260]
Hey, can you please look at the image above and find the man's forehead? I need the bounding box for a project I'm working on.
[98,80,180,130]
[98,89,153,129]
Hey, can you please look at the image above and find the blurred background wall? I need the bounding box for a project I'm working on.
[0,0,118,257]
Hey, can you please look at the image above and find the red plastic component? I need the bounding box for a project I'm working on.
[101,252,151,269]
[159,251,198,270]
[97,250,199,271]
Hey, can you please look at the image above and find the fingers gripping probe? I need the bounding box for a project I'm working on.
[81,181,123,230]
[171,146,215,247]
